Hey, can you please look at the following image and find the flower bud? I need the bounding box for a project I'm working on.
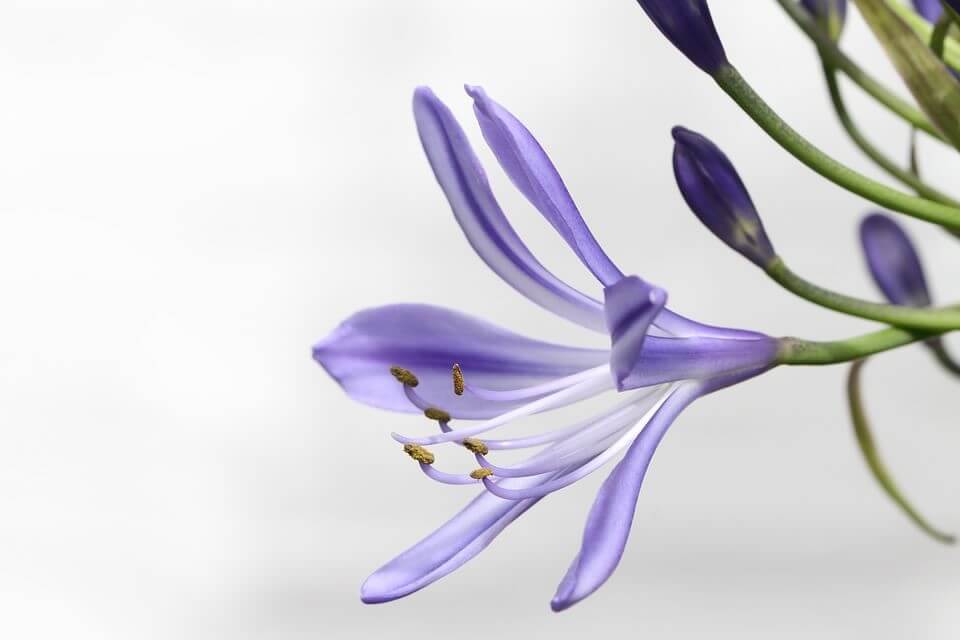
[801,0,847,40]
[635,0,728,75]
[859,213,931,307]
[671,126,775,268]
[912,0,945,22]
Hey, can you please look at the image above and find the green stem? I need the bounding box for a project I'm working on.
[846,359,955,544]
[931,13,952,59]
[776,0,944,140]
[777,327,934,365]
[821,63,959,205]
[766,257,960,331]
[714,64,960,230]
[882,0,960,71]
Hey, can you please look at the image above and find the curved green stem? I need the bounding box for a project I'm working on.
[765,257,960,331]
[777,326,934,365]
[931,13,952,59]
[847,359,955,544]
[822,63,959,205]
[927,337,960,376]
[714,65,960,230]
[777,0,945,140]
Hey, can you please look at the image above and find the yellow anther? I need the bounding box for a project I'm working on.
[470,468,493,480]
[403,443,435,465]
[424,407,451,422]
[390,366,419,387]
[452,363,465,396]
[462,438,489,455]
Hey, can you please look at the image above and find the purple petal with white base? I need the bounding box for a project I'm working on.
[313,304,608,419]
[551,382,698,611]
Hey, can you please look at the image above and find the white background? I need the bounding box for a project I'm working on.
[1,1,959,638]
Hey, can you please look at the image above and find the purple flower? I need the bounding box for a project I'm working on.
[634,0,728,74]
[314,86,778,610]
[672,126,776,268]
[859,213,931,307]
[801,0,847,39]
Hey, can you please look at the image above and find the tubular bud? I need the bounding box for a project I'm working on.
[672,126,776,268]
[634,0,728,74]
[859,213,931,307]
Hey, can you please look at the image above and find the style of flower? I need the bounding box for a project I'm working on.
[313,86,779,610]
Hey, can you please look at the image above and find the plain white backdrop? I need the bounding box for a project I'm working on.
[1,1,959,638]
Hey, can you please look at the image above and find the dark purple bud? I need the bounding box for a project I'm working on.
[859,213,931,307]
[912,0,944,22]
[671,126,775,268]
[635,0,728,75]
[801,0,847,40]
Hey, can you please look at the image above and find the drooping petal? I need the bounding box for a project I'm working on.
[466,86,624,286]
[360,472,555,604]
[552,366,770,611]
[859,212,931,307]
[603,275,667,389]
[313,304,609,419]
[413,87,607,332]
[550,383,700,611]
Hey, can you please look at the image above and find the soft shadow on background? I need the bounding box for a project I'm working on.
[1,2,958,638]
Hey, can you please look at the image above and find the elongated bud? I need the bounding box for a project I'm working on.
[912,0,946,22]
[634,0,728,75]
[859,213,931,307]
[671,127,776,268]
[801,0,848,40]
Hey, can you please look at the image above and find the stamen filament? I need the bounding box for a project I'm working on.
[419,463,479,485]
[392,374,614,446]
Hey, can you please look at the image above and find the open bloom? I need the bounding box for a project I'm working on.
[314,86,779,610]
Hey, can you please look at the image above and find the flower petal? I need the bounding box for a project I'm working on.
[413,87,607,332]
[466,86,624,286]
[360,473,552,604]
[313,304,609,419]
[550,383,700,611]
[603,275,668,389]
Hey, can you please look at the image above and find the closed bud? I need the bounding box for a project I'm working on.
[801,0,847,40]
[671,127,775,268]
[635,0,728,75]
[859,213,931,307]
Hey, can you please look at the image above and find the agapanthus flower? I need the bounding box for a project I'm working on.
[314,86,779,610]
